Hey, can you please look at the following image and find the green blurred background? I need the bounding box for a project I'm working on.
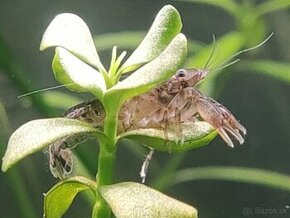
[1,0,290,217]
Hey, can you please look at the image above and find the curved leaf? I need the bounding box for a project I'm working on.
[40,13,105,72]
[106,33,187,106]
[44,176,96,218]
[168,166,290,193]
[118,122,217,152]
[121,5,182,73]
[2,118,100,172]
[99,182,198,218]
[52,47,106,99]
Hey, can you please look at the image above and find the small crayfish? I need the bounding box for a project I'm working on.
[48,68,246,179]
[119,68,246,148]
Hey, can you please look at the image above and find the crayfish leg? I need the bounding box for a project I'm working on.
[140,149,154,183]
[48,141,74,180]
[172,106,184,145]
[120,98,139,130]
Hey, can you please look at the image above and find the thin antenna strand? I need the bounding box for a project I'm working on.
[211,59,240,73]
[203,34,217,69]
[214,32,274,71]
[17,83,73,99]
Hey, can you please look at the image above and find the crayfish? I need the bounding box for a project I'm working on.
[48,67,246,179]
[119,68,246,148]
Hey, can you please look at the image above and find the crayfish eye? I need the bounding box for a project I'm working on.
[94,109,101,116]
[176,69,186,78]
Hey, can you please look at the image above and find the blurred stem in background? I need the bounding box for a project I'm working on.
[0,102,37,218]
[0,35,56,116]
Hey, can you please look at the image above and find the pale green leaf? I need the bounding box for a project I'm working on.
[52,47,106,99]
[105,33,187,106]
[40,13,105,72]
[2,118,99,172]
[118,122,217,152]
[44,176,96,218]
[99,182,198,218]
[121,5,183,73]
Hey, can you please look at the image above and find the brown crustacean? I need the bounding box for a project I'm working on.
[48,100,105,179]
[49,137,74,179]
[119,68,246,148]
[48,67,246,179]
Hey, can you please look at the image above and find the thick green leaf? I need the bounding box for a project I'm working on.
[118,122,217,152]
[2,118,99,172]
[52,47,106,99]
[121,5,182,73]
[99,182,198,218]
[44,176,96,218]
[106,33,187,106]
[40,13,105,72]
[241,60,290,84]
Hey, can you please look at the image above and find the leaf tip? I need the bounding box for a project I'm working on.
[1,158,8,172]
[162,4,178,12]
[39,43,46,51]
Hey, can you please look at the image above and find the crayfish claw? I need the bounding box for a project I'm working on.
[215,104,246,147]
[195,94,246,147]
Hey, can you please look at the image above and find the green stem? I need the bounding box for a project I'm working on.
[92,105,120,218]
[93,145,116,218]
